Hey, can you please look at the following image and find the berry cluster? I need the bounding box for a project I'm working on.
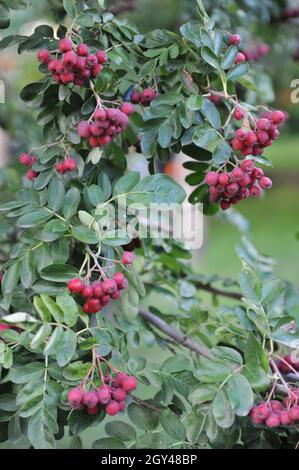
[250,399,299,428]
[232,110,286,157]
[18,153,39,180]
[130,87,158,107]
[274,354,299,373]
[205,160,272,210]
[55,156,77,174]
[282,8,299,20]
[77,104,134,148]
[68,355,137,417]
[242,43,270,62]
[37,39,107,86]
[68,272,129,314]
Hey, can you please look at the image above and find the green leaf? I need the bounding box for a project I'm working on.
[2,263,20,294]
[105,421,136,442]
[63,0,77,17]
[213,139,232,164]
[227,62,250,81]
[10,363,44,384]
[40,264,78,283]
[44,327,64,356]
[28,405,57,449]
[62,187,81,220]
[2,312,38,324]
[194,360,231,383]
[30,324,52,350]
[158,121,173,149]
[239,263,262,304]
[40,295,64,323]
[151,93,182,107]
[113,172,140,196]
[201,99,221,129]
[47,178,65,212]
[20,253,35,289]
[56,294,78,327]
[86,185,105,207]
[102,230,131,247]
[127,174,186,206]
[201,46,219,69]
[56,330,77,367]
[160,409,186,441]
[221,45,238,70]
[33,296,52,322]
[212,389,234,429]
[92,438,126,449]
[128,403,159,431]
[187,95,203,111]
[225,373,254,417]
[186,409,206,444]
[189,384,217,405]
[17,209,52,228]
[192,126,218,152]
[72,226,99,244]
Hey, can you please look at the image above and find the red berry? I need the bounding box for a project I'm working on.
[250,185,262,197]
[77,44,89,57]
[59,38,73,53]
[93,282,103,298]
[0,324,9,332]
[270,400,283,412]
[252,167,264,179]
[218,173,230,186]
[91,64,103,78]
[257,118,271,131]
[204,171,218,186]
[122,376,137,393]
[235,129,246,139]
[19,153,32,166]
[62,51,77,68]
[271,110,285,125]
[112,388,127,401]
[255,403,271,420]
[48,59,59,73]
[100,295,111,307]
[78,121,91,138]
[82,391,98,407]
[229,34,241,46]
[245,131,257,146]
[105,400,120,416]
[122,251,135,265]
[67,278,84,293]
[259,177,272,189]
[131,90,142,104]
[280,410,293,426]
[116,372,128,385]
[220,199,231,211]
[26,169,39,180]
[83,298,101,314]
[55,162,67,174]
[118,400,127,411]
[102,278,118,294]
[120,102,135,116]
[235,52,246,64]
[96,51,108,64]
[87,405,100,415]
[289,406,299,421]
[232,137,244,151]
[226,183,239,194]
[230,168,244,182]
[81,285,94,298]
[234,107,245,120]
[97,386,111,405]
[113,272,125,288]
[265,414,280,428]
[37,49,51,64]
[86,54,98,67]
[64,158,77,172]
[68,388,82,405]
[94,108,107,121]
[257,131,269,144]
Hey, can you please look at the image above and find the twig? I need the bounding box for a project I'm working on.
[195,281,242,300]
[139,308,214,360]
[132,396,161,413]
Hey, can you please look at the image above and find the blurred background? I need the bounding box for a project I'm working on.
[0,0,298,449]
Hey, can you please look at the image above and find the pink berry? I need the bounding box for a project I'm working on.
[120,102,135,116]
[81,285,94,298]
[64,158,77,172]
[26,169,39,180]
[250,185,262,197]
[67,278,84,294]
[265,414,280,428]
[93,282,103,298]
[105,400,120,416]
[94,108,107,121]
[252,167,264,179]
[122,251,135,265]
[229,34,241,46]
[78,121,91,138]
[102,279,118,294]
[77,44,89,57]
[241,160,255,173]
[131,90,142,104]
[19,153,32,166]
[62,51,77,68]
[235,52,246,64]
[59,38,73,53]
[96,51,108,64]
[118,400,127,411]
[97,386,111,405]
[67,388,82,405]
[270,400,284,412]
[220,199,231,211]
[280,410,293,426]
[113,272,125,288]
[259,177,272,189]
[82,391,98,407]
[234,107,245,120]
[87,405,100,415]
[289,406,299,421]
[232,138,244,151]
[231,168,244,182]
[122,376,137,393]
[245,131,257,146]
[91,64,103,78]
[257,118,271,131]
[37,49,51,64]
[112,388,127,401]
[205,171,218,186]
[271,110,285,125]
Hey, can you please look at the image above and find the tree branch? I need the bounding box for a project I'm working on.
[195,281,243,300]
[139,308,214,360]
